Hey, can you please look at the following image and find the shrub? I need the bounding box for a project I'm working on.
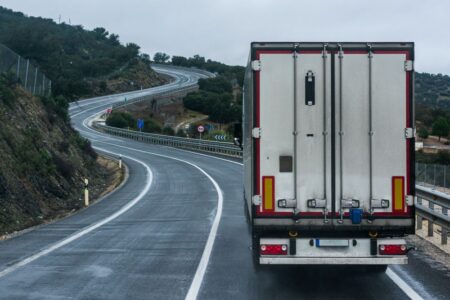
[53,155,75,180]
[162,127,175,136]
[143,118,161,133]
[106,111,136,129]
[418,127,429,139]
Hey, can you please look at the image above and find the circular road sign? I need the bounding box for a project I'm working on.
[197,125,205,133]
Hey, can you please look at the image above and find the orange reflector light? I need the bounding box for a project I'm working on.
[392,176,405,212]
[262,176,274,211]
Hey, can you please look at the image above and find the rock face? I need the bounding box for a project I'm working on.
[0,77,110,236]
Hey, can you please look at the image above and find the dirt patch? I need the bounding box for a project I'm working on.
[89,155,124,201]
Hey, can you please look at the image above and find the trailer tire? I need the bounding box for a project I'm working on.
[252,232,261,269]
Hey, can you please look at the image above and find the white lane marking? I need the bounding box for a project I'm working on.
[0,148,153,279]
[91,141,223,300]
[386,268,424,300]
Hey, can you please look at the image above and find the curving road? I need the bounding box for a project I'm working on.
[0,65,448,300]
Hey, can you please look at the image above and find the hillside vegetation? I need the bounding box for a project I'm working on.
[416,72,450,108]
[0,74,118,235]
[0,6,166,100]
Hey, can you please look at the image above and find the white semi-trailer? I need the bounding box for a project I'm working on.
[243,42,415,269]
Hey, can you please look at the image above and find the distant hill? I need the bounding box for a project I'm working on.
[416,72,450,109]
[0,6,166,100]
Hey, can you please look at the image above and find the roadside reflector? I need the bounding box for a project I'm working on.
[392,177,405,212]
[262,176,274,211]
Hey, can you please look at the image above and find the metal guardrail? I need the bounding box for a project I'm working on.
[151,63,216,78]
[112,85,199,110]
[93,122,243,158]
[415,185,450,245]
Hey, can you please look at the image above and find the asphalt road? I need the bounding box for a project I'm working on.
[0,65,448,300]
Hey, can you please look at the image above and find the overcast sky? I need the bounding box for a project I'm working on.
[0,0,449,74]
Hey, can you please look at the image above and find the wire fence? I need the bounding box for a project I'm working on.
[416,163,450,191]
[0,43,51,96]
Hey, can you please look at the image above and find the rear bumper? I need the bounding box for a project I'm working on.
[260,256,407,265]
[258,237,409,265]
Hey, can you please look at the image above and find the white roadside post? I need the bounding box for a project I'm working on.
[119,155,122,169]
[84,178,89,207]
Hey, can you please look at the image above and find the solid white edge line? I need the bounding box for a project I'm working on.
[184,165,223,300]
[386,268,424,300]
[91,141,223,300]
[0,148,153,279]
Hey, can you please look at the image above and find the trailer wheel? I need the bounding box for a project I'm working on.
[243,191,252,226]
[252,232,261,269]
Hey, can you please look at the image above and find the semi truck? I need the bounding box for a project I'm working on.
[243,42,415,269]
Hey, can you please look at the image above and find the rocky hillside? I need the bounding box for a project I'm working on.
[0,74,117,236]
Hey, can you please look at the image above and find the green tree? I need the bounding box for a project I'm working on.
[162,127,175,136]
[176,129,186,137]
[143,118,162,133]
[198,77,232,94]
[153,52,170,64]
[418,127,429,139]
[106,112,136,129]
[171,56,189,66]
[93,27,109,39]
[432,117,450,141]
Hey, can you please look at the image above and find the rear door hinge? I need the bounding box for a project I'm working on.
[251,60,261,71]
[405,127,415,139]
[252,195,261,205]
[252,127,261,139]
[404,60,414,71]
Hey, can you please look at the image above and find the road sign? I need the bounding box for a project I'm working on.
[197,125,205,133]
[137,119,144,130]
[214,135,226,141]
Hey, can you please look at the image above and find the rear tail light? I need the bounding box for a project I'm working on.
[379,244,407,255]
[260,244,288,255]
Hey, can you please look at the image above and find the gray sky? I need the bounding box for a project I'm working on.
[0,0,449,74]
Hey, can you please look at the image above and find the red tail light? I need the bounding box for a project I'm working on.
[260,244,288,255]
[379,244,407,255]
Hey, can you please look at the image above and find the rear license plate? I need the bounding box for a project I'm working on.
[316,239,349,247]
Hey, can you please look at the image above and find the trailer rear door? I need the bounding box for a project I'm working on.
[254,44,414,225]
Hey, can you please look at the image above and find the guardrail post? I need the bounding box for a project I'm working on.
[417,215,423,230]
[442,228,448,245]
[428,221,434,237]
